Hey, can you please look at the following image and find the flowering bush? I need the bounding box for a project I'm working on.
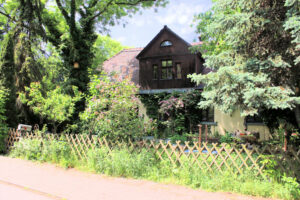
[80,74,153,139]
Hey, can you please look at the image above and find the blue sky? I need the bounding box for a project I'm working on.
[108,0,212,47]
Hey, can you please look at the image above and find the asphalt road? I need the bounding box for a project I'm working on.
[0,181,56,200]
[0,156,276,200]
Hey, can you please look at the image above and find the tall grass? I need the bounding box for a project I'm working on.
[9,138,300,200]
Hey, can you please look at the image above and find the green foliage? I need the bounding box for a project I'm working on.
[190,0,300,128]
[0,0,168,121]
[91,35,129,74]
[20,82,82,133]
[39,0,167,116]
[140,91,203,137]
[87,147,158,178]
[0,87,8,153]
[0,0,46,126]
[169,134,188,144]
[10,137,77,168]
[10,138,43,160]
[220,132,234,144]
[0,32,17,127]
[80,74,152,139]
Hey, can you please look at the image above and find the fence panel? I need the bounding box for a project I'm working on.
[5,129,300,180]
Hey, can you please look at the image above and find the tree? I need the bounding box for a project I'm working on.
[91,34,129,73]
[0,86,8,153]
[40,0,167,115]
[0,0,167,121]
[0,0,45,126]
[189,0,300,128]
[20,82,82,134]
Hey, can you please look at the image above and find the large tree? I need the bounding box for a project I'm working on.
[189,0,300,128]
[0,0,44,126]
[0,0,167,123]
[40,0,167,115]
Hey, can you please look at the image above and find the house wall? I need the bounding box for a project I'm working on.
[214,109,271,141]
[138,28,203,90]
[139,54,198,90]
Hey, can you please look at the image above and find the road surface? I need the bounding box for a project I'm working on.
[0,156,276,200]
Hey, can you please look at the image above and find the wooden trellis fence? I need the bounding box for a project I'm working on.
[5,129,300,180]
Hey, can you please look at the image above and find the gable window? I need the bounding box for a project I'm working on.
[160,40,173,47]
[153,64,158,80]
[161,59,173,80]
[175,63,182,79]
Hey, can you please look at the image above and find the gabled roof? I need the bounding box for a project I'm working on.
[102,48,142,85]
[136,25,193,59]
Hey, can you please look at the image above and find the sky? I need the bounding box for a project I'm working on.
[107,0,212,48]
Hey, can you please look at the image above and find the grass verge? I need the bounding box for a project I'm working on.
[9,138,300,200]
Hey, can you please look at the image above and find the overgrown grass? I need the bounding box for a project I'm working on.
[9,138,300,200]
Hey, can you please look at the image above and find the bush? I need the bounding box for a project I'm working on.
[220,132,234,144]
[10,137,76,168]
[80,74,155,139]
[87,147,158,178]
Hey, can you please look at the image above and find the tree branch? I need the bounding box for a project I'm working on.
[70,0,76,27]
[90,0,155,21]
[0,9,13,21]
[55,0,70,24]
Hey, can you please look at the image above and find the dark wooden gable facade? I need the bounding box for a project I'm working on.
[137,26,204,90]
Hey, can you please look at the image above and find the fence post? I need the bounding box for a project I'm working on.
[284,131,288,152]
[198,124,202,149]
[205,124,208,143]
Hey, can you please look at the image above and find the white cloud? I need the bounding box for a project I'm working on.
[130,17,146,27]
[116,36,126,43]
[154,2,208,26]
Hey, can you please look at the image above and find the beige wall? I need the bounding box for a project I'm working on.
[214,109,271,141]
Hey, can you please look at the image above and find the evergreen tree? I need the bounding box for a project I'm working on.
[0,0,44,126]
[190,0,300,128]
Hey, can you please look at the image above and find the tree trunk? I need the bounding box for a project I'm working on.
[53,123,57,134]
[294,104,300,129]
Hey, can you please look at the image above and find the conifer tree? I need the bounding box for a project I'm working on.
[190,0,300,128]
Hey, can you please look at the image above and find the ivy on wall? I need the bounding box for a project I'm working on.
[139,90,203,137]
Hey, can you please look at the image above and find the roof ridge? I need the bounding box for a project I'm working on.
[102,47,142,65]
[123,47,144,51]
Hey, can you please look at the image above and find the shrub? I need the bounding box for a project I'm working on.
[10,138,43,160]
[220,132,234,144]
[80,74,154,139]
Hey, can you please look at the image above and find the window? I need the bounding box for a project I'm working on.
[160,40,173,47]
[153,65,158,79]
[161,59,173,80]
[246,115,263,123]
[200,108,214,122]
[175,63,182,79]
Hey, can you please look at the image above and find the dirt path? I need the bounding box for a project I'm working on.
[0,156,277,200]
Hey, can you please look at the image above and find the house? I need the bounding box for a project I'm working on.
[102,25,271,140]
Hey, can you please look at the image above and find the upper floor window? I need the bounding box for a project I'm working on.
[160,40,173,47]
[161,59,173,80]
[175,63,182,79]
